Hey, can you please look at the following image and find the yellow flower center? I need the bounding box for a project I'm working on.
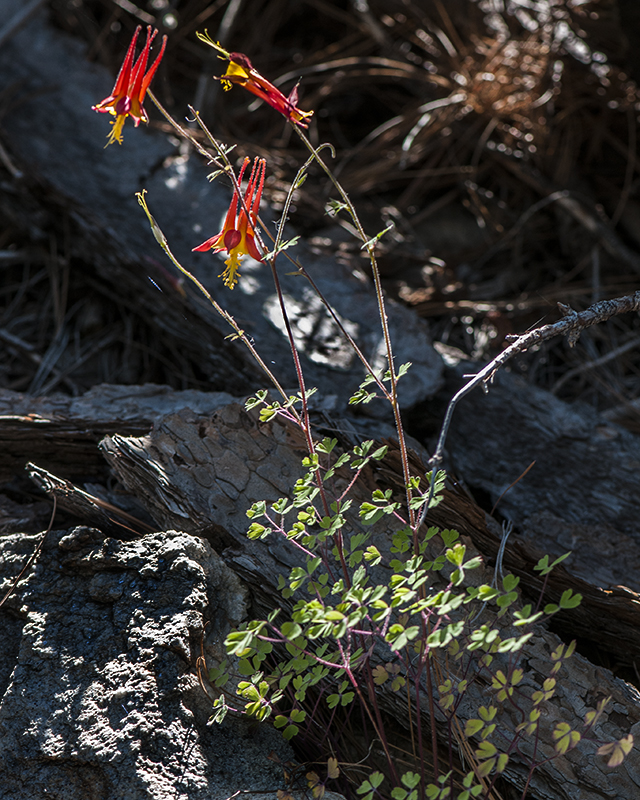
[223,61,250,87]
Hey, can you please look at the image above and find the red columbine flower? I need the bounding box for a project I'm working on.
[196,32,313,128]
[92,25,167,147]
[221,53,313,128]
[193,157,266,289]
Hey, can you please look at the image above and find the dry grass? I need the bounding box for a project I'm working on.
[0,178,214,396]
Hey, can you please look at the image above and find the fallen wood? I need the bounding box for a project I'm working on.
[380,439,640,669]
[444,369,640,605]
[25,462,155,536]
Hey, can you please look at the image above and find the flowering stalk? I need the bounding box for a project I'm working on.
[291,124,417,534]
[92,25,167,147]
[136,189,291,410]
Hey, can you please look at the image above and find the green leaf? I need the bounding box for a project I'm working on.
[360,222,394,251]
[475,740,497,760]
[209,695,229,724]
[465,719,484,737]
[401,772,420,790]
[238,659,254,676]
[225,627,259,656]
[356,771,384,798]
[512,604,544,626]
[440,529,459,548]
[326,199,348,217]
[307,556,322,575]
[246,500,267,519]
[598,734,634,767]
[263,236,301,261]
[478,705,497,722]
[245,390,268,410]
[559,589,582,609]
[247,522,270,540]
[271,497,293,514]
[534,551,571,576]
[496,753,509,773]
[496,631,533,652]
[372,665,389,685]
[316,437,338,454]
[281,621,303,640]
[386,623,420,651]
[349,388,377,405]
[259,405,278,422]
[553,722,580,755]
[371,445,389,461]
[476,759,495,779]
[364,545,382,565]
[208,662,229,688]
[446,543,466,567]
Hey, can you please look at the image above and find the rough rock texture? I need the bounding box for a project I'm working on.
[0,0,442,411]
[0,526,297,800]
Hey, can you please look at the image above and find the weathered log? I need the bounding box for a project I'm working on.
[380,439,640,670]
[443,370,640,629]
[0,384,237,482]
[25,462,156,536]
[99,402,640,800]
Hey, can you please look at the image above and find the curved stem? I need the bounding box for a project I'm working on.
[136,191,291,408]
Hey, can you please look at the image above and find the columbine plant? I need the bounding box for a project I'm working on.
[93,22,634,800]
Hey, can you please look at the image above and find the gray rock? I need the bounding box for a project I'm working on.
[0,527,297,799]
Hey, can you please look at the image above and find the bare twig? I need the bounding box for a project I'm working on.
[419,291,640,529]
[0,496,56,611]
[26,463,155,535]
[293,125,416,531]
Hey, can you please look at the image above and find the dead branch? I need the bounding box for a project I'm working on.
[422,292,640,521]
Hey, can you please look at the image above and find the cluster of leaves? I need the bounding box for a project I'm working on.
[204,393,634,799]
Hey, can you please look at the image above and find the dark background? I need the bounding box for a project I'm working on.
[4,0,640,425]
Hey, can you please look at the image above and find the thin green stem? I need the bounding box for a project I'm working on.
[148,90,224,167]
[292,125,415,530]
[154,90,390,404]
